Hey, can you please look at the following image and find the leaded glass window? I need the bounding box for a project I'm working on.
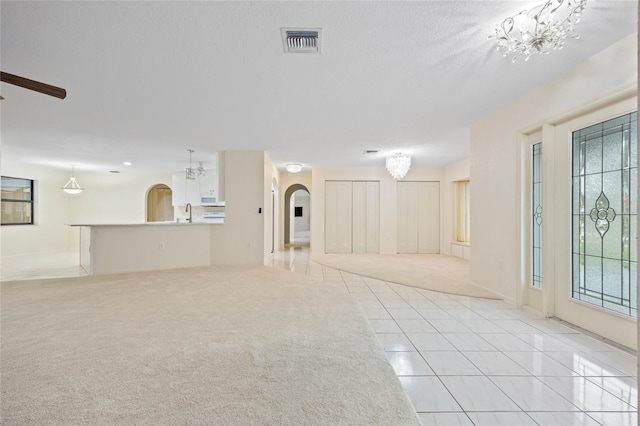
[532,142,542,288]
[572,112,637,317]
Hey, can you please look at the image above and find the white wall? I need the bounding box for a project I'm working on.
[1,161,75,256]
[263,153,280,263]
[311,166,445,254]
[210,151,266,265]
[471,33,637,302]
[67,171,172,224]
[293,191,310,233]
[443,159,470,256]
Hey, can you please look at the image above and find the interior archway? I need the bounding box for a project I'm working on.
[146,184,174,222]
[284,184,310,246]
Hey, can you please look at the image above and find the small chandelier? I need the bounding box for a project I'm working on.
[62,164,84,194]
[185,149,197,180]
[286,163,302,173]
[197,162,206,177]
[490,0,588,62]
[386,153,411,180]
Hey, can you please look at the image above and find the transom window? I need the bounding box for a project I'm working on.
[571,111,637,317]
[1,176,34,225]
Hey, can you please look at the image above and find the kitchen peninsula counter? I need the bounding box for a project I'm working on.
[71,223,218,275]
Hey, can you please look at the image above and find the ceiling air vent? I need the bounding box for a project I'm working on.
[281,28,322,54]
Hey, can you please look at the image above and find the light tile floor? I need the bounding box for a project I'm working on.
[5,248,638,425]
[268,247,638,426]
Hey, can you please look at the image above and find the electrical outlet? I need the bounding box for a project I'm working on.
[497,259,503,270]
[159,242,166,250]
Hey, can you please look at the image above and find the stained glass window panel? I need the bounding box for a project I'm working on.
[532,142,542,288]
[571,111,637,317]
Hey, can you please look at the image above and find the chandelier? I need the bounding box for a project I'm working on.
[197,162,206,177]
[490,0,587,62]
[386,153,411,180]
[185,149,197,180]
[62,164,84,194]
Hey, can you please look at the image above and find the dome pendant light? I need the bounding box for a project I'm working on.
[62,164,84,194]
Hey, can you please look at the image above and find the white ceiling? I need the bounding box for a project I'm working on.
[1,1,637,173]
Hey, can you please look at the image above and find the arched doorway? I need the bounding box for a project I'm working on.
[146,184,174,222]
[284,184,310,246]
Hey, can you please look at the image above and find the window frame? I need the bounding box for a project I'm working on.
[1,176,35,226]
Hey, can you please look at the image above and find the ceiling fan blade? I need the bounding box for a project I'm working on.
[0,71,66,99]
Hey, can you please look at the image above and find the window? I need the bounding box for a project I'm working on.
[294,206,303,217]
[572,111,637,317]
[1,176,34,225]
[455,180,470,242]
[532,142,542,288]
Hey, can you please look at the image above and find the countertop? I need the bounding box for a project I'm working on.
[68,222,222,226]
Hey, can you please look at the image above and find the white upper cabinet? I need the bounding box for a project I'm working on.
[172,169,220,206]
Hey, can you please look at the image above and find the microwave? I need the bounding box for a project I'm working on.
[201,195,225,206]
[201,195,217,205]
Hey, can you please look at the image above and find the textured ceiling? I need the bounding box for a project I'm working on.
[1,1,637,173]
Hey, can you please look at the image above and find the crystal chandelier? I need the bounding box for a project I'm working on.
[386,153,411,180]
[62,164,84,194]
[185,149,197,180]
[490,0,587,62]
[197,162,206,177]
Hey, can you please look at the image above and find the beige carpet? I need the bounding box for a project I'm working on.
[1,266,420,425]
[312,253,502,300]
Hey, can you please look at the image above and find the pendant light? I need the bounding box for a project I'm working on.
[62,164,84,194]
[186,149,197,180]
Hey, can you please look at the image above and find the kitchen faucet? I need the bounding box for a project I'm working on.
[185,203,192,223]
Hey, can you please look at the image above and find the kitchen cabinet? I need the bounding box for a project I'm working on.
[171,169,220,206]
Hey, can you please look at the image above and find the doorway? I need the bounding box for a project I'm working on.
[284,184,310,247]
[146,184,174,222]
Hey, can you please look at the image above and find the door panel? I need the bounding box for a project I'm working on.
[352,182,367,253]
[398,181,440,254]
[325,181,353,253]
[418,182,440,254]
[365,181,380,253]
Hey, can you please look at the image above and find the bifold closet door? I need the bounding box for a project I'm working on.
[397,181,440,254]
[325,181,353,253]
[352,181,380,254]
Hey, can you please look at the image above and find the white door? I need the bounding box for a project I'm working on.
[398,181,440,254]
[550,98,637,348]
[418,182,440,253]
[352,181,380,254]
[325,181,353,253]
[352,182,367,253]
[365,181,380,253]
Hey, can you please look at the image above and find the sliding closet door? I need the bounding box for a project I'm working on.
[365,181,380,253]
[352,181,380,254]
[397,181,440,254]
[325,181,353,253]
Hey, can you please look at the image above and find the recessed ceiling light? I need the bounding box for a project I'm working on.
[123,161,132,166]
